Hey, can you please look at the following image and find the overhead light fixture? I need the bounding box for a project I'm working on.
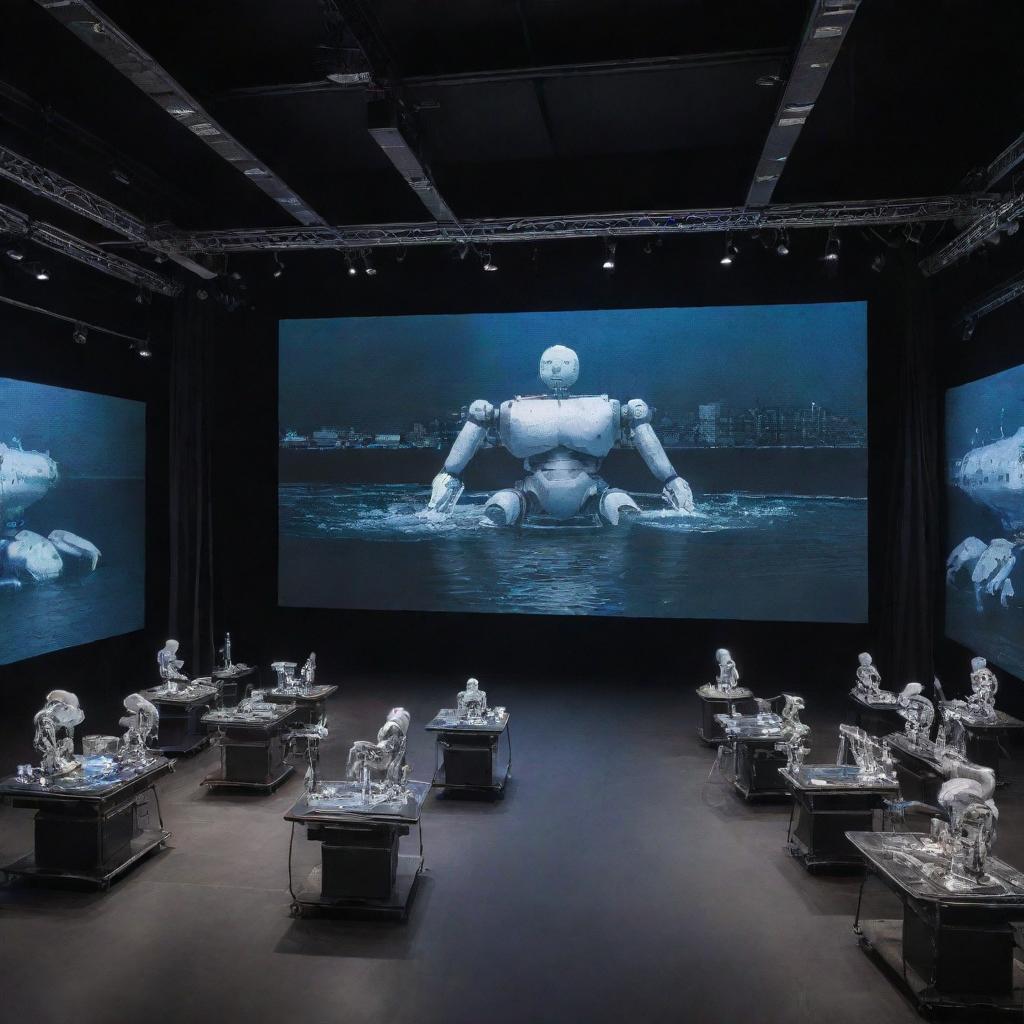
[344,253,358,277]
[756,73,783,87]
[642,239,654,255]
[6,248,24,261]
[136,342,153,358]
[962,319,976,342]
[720,238,738,266]
[272,253,285,278]
[482,253,498,272]
[776,230,790,256]
[35,267,50,281]
[72,322,87,345]
[602,239,616,271]
[824,229,840,262]
[395,248,408,264]
[362,251,377,276]
[871,252,886,273]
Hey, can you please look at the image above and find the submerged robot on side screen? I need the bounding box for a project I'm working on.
[425,346,695,526]
[0,438,101,585]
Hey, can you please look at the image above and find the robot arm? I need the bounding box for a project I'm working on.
[622,400,694,513]
[426,400,495,514]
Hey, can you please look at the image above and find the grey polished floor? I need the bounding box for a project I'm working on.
[1,679,1020,1024]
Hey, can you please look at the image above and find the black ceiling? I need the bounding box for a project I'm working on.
[1,0,1023,244]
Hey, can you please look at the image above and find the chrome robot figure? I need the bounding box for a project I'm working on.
[457,677,487,722]
[714,649,740,693]
[967,656,999,720]
[931,765,999,890]
[853,652,896,704]
[346,707,411,804]
[897,682,935,748]
[425,345,695,525]
[836,724,895,782]
[157,640,188,688]
[0,439,101,584]
[33,689,85,777]
[118,693,159,764]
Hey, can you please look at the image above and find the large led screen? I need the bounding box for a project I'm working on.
[0,378,145,665]
[279,302,867,621]
[946,363,1024,677]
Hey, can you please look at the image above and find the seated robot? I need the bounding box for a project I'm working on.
[157,639,189,689]
[853,652,896,703]
[457,677,488,721]
[897,682,935,747]
[967,656,998,721]
[425,345,694,526]
[715,649,740,693]
[33,689,85,776]
[775,695,810,769]
[346,708,411,803]
[118,693,159,764]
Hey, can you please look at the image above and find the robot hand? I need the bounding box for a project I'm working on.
[662,476,695,514]
[426,471,465,514]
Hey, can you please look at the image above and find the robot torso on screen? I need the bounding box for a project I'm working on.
[425,345,695,526]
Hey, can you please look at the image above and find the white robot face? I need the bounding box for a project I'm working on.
[858,652,872,667]
[539,346,579,392]
[387,707,411,735]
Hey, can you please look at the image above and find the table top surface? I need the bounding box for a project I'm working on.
[264,683,338,701]
[849,691,902,711]
[883,732,976,773]
[212,663,256,679]
[938,704,1024,730]
[202,702,297,729]
[284,779,431,825]
[0,754,173,801]
[780,764,898,792]
[695,685,754,700]
[713,712,785,739]
[846,831,1024,904]
[140,682,219,705]
[425,708,510,733]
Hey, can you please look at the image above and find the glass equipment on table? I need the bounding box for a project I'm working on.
[850,651,898,705]
[30,689,85,778]
[117,693,160,765]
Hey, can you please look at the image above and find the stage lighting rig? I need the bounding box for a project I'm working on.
[824,229,840,262]
[602,239,616,270]
[482,253,498,272]
[72,322,87,345]
[720,238,738,266]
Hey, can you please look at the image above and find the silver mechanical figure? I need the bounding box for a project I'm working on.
[425,345,695,525]
[852,652,896,704]
[457,677,488,722]
[897,682,935,748]
[157,639,188,688]
[33,689,85,777]
[118,693,159,764]
[346,707,411,805]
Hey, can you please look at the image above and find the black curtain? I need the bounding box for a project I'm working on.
[168,289,216,673]
[877,251,942,684]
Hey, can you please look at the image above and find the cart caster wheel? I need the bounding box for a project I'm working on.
[290,902,302,918]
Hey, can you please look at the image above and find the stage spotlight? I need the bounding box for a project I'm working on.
[6,248,24,261]
[72,322,87,345]
[871,252,886,273]
[395,248,408,264]
[642,239,654,255]
[962,318,976,342]
[824,229,840,262]
[345,254,358,277]
[362,251,377,276]
[272,254,285,278]
[776,230,790,256]
[482,253,498,272]
[136,342,153,358]
[35,267,50,281]
[720,238,738,266]
[602,239,616,270]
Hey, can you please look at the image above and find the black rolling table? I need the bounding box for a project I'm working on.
[939,705,1024,782]
[715,713,790,799]
[212,664,257,707]
[0,755,173,889]
[140,682,220,755]
[884,733,961,806]
[849,830,1024,1016]
[425,708,512,796]
[201,702,297,792]
[284,780,429,920]
[780,764,897,870]
[848,692,903,736]
[695,685,754,745]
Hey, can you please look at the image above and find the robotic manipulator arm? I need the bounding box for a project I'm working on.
[623,400,694,513]
[426,401,496,514]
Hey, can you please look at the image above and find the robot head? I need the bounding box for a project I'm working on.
[715,648,732,666]
[466,677,480,692]
[858,652,873,667]
[164,639,179,655]
[539,346,579,392]
[44,689,84,728]
[387,707,410,735]
[971,656,987,672]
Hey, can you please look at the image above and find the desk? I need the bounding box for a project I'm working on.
[780,765,897,870]
[140,682,219,755]
[848,692,903,737]
[425,709,511,796]
[715,713,789,799]
[885,733,955,806]
[284,781,429,919]
[695,685,754,745]
[849,830,1024,1015]
[0,755,173,888]
[939,705,1024,782]
[201,703,297,792]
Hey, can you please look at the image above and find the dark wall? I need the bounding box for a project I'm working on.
[0,262,170,751]
[208,232,921,701]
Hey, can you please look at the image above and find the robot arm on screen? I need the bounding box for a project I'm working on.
[425,401,496,514]
[621,400,694,513]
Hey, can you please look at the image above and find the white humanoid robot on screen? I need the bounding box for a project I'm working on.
[425,345,695,526]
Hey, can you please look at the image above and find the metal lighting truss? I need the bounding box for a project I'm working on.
[958,267,1024,325]
[920,192,1024,276]
[156,194,1003,254]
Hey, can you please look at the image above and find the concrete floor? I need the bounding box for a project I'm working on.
[0,679,1020,1024]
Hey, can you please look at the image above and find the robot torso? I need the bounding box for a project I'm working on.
[498,395,621,460]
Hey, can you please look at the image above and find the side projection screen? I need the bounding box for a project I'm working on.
[279,302,867,622]
[946,363,1024,678]
[0,378,145,665]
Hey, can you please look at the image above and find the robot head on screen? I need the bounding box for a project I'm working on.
[539,346,580,393]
